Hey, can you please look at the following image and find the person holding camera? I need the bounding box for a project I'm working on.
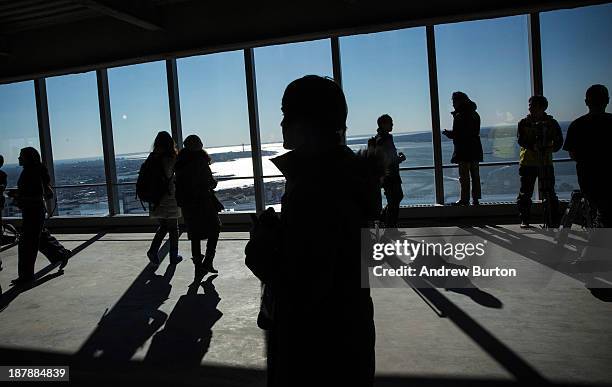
[372,114,406,227]
[7,147,71,286]
[516,96,564,228]
[563,84,612,227]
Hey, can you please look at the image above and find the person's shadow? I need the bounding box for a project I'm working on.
[144,274,223,368]
[76,263,175,362]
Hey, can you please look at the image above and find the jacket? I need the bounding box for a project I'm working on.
[149,154,181,219]
[517,114,563,167]
[446,100,483,163]
[267,144,377,386]
[174,150,221,240]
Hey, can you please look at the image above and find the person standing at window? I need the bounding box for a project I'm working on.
[515,96,563,228]
[443,91,483,206]
[146,131,183,266]
[174,135,222,275]
[563,84,612,227]
[371,114,406,227]
[7,147,71,286]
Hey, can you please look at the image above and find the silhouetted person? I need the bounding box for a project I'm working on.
[516,96,563,228]
[6,147,71,286]
[146,131,183,266]
[262,75,377,386]
[443,92,483,205]
[372,114,406,227]
[564,84,612,227]
[0,154,6,270]
[174,135,222,274]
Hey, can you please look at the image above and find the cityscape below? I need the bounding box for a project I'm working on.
[1,122,578,217]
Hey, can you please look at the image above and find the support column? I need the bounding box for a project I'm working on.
[244,48,266,212]
[166,59,184,149]
[426,25,445,205]
[34,78,55,188]
[96,69,120,215]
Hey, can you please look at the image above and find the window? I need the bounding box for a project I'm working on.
[341,27,434,205]
[108,61,171,214]
[435,15,531,203]
[254,39,333,205]
[0,81,39,217]
[541,3,612,199]
[47,72,108,216]
[178,51,255,212]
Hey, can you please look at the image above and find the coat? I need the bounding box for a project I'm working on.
[149,154,181,219]
[267,145,378,387]
[174,150,221,240]
[447,100,483,163]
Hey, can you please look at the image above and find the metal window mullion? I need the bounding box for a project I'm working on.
[426,25,445,205]
[166,59,183,149]
[96,69,120,216]
[244,48,265,212]
[528,13,544,97]
[34,78,55,188]
[331,36,342,88]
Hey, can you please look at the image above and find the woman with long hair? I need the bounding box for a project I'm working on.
[174,134,222,274]
[8,147,71,286]
[146,131,183,265]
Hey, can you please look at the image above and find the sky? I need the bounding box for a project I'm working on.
[1,3,611,165]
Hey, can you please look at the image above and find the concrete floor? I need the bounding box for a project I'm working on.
[0,225,611,386]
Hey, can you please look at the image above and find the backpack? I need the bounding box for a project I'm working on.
[136,154,168,209]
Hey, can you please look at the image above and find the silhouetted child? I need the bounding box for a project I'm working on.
[371,114,406,227]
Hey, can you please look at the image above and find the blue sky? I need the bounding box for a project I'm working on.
[1,3,611,164]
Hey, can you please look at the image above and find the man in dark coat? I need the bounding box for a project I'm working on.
[563,84,612,227]
[443,91,483,205]
[263,75,378,387]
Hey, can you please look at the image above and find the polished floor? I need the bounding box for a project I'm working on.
[0,225,611,386]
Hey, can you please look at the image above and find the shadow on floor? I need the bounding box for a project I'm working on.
[145,274,223,367]
[468,225,612,302]
[1,345,610,387]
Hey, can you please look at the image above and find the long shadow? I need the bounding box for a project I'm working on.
[76,261,176,362]
[3,346,610,387]
[145,274,223,368]
[370,230,542,382]
[468,225,612,299]
[0,232,105,310]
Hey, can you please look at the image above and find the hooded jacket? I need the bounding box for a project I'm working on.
[446,100,484,163]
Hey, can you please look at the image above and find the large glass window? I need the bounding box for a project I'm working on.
[541,3,612,199]
[255,39,333,205]
[47,72,108,216]
[108,61,170,214]
[436,15,531,203]
[0,81,39,217]
[341,27,434,205]
[178,50,255,212]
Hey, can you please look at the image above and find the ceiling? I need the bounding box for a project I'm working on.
[0,0,608,83]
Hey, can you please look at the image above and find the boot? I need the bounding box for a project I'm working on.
[203,252,218,274]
